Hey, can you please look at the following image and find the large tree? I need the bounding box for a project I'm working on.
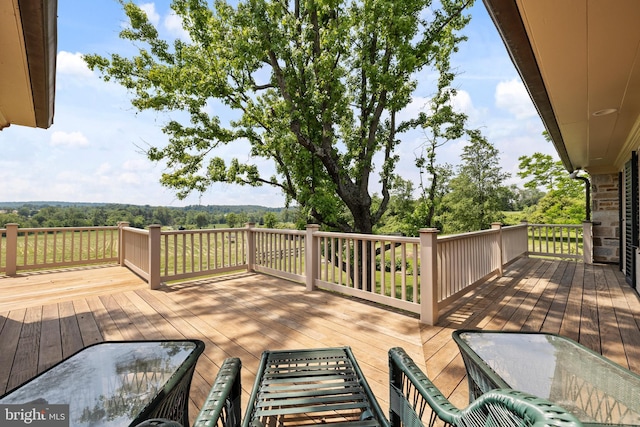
[84,0,473,234]
[440,131,509,233]
[405,20,467,231]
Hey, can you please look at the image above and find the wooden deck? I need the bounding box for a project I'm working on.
[1,257,640,425]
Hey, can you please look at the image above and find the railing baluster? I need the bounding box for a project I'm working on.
[525,224,583,260]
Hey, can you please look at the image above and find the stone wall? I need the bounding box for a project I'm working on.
[591,173,620,263]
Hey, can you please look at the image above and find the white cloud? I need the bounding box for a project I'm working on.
[57,51,93,78]
[451,89,484,123]
[50,131,90,148]
[398,96,430,123]
[164,11,190,41]
[118,172,143,185]
[95,163,112,175]
[122,158,151,171]
[495,79,537,119]
[139,3,160,26]
[0,168,33,200]
[401,89,481,126]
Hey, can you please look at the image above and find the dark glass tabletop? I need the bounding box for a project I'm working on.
[0,340,201,427]
[454,331,640,426]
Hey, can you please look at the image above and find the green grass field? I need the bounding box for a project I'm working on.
[159,231,246,275]
[1,229,119,269]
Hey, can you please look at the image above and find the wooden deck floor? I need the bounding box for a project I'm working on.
[1,257,640,425]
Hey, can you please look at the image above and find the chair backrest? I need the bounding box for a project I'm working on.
[388,347,583,427]
[242,347,389,427]
[192,357,242,427]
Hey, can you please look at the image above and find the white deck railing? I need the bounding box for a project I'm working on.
[527,223,584,260]
[252,228,305,282]
[121,226,150,281]
[437,229,501,306]
[160,227,247,282]
[0,224,119,274]
[1,221,591,324]
[312,230,421,314]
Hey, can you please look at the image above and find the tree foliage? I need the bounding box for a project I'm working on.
[517,152,583,198]
[522,192,585,224]
[84,0,473,234]
[440,132,509,233]
[406,20,467,230]
[517,152,587,224]
[0,203,288,229]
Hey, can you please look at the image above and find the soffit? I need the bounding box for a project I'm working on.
[0,0,56,131]
[515,0,640,174]
[0,0,34,129]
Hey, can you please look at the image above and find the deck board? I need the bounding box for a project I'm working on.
[59,301,84,358]
[72,299,103,346]
[7,306,40,391]
[1,258,640,425]
[38,304,62,373]
[0,309,25,394]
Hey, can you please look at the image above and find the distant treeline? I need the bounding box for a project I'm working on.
[0,202,298,229]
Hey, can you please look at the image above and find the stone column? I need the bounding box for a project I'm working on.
[591,173,619,263]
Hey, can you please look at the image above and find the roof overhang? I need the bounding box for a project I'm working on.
[483,0,640,175]
[0,0,57,130]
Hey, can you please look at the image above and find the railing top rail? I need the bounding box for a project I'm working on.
[253,228,305,236]
[15,226,120,233]
[438,228,499,243]
[503,224,528,230]
[123,226,150,235]
[528,223,583,228]
[160,227,242,236]
[313,230,419,244]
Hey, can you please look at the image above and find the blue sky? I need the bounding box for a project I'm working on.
[0,0,558,208]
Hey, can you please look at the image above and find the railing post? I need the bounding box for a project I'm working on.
[246,222,256,272]
[583,221,593,264]
[148,224,161,290]
[492,222,503,276]
[118,221,130,266]
[305,224,320,291]
[521,220,529,257]
[419,228,439,325]
[5,223,18,276]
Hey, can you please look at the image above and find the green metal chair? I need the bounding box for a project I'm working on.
[192,357,243,427]
[388,347,584,427]
[243,347,389,427]
[135,357,241,427]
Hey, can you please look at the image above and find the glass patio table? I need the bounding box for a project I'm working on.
[452,330,640,426]
[0,340,204,427]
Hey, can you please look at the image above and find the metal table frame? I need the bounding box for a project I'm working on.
[452,330,640,426]
[0,340,205,427]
